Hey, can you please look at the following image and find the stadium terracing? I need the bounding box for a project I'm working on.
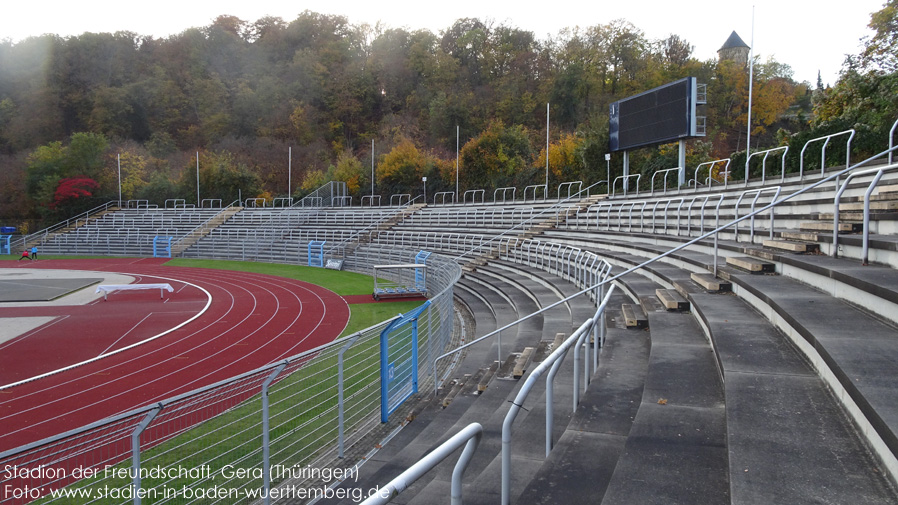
[2,121,898,504]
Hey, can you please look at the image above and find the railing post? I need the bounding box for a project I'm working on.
[262,362,287,505]
[863,171,885,265]
[338,335,361,457]
[132,405,162,505]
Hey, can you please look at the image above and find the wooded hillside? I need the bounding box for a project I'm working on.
[2,5,896,228]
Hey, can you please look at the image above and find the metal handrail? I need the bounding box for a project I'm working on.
[799,129,855,180]
[453,181,602,264]
[501,286,616,504]
[463,189,485,205]
[11,200,120,252]
[434,191,455,205]
[734,187,782,243]
[524,184,547,202]
[692,159,730,189]
[360,423,483,505]
[322,196,423,257]
[435,249,611,390]
[832,162,898,263]
[612,174,640,197]
[361,195,381,207]
[333,196,352,207]
[390,194,411,207]
[890,119,898,165]
[557,181,583,200]
[494,187,516,204]
[650,167,681,195]
[746,146,788,184]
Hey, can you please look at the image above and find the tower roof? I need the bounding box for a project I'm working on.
[719,31,750,52]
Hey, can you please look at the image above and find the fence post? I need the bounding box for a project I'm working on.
[338,335,361,458]
[262,362,288,505]
[132,405,162,505]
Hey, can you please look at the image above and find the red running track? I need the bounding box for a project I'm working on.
[0,258,350,452]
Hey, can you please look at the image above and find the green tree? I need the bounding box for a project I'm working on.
[181,151,262,204]
[459,121,533,189]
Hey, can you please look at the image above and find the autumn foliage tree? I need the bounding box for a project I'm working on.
[50,177,100,215]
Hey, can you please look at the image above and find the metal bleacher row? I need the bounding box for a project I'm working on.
[19,148,898,504]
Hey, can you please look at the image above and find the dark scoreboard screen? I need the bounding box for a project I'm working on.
[609,77,697,152]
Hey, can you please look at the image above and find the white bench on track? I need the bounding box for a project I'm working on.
[96,283,174,301]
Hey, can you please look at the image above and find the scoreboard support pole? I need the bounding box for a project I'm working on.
[623,152,630,193]
[678,140,687,187]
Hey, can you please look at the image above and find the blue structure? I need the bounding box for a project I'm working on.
[153,236,173,258]
[414,250,431,291]
[380,301,431,422]
[308,240,326,267]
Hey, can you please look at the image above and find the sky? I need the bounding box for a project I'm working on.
[1,1,886,86]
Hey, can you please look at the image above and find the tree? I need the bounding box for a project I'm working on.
[50,177,99,211]
[378,138,429,194]
[459,121,533,189]
[181,151,262,204]
[862,0,898,73]
[535,132,584,183]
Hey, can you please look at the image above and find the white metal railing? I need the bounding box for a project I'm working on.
[612,174,640,197]
[434,191,456,205]
[650,167,681,195]
[524,184,547,202]
[390,194,411,207]
[799,129,855,181]
[361,195,381,207]
[494,187,517,204]
[692,159,731,190]
[746,146,788,184]
[557,181,583,200]
[889,119,898,165]
[360,423,483,505]
[733,187,782,243]
[463,189,485,205]
[832,162,898,264]
[10,200,120,253]
[501,286,616,505]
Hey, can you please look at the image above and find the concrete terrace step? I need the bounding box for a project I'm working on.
[599,310,728,505]
[727,272,898,476]
[517,299,651,504]
[689,291,898,504]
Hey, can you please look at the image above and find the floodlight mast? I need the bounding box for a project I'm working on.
[746,6,756,176]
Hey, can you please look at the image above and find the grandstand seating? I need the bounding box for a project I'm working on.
[16,149,898,504]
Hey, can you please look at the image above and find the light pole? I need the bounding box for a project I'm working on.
[545,103,550,199]
[456,126,459,204]
[605,153,611,195]
[746,6,756,178]
[423,176,428,204]
[117,154,122,208]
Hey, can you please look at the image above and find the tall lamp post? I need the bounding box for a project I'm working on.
[422,176,428,204]
[117,154,122,208]
[456,126,459,204]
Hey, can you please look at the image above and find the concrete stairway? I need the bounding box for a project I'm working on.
[173,206,242,256]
